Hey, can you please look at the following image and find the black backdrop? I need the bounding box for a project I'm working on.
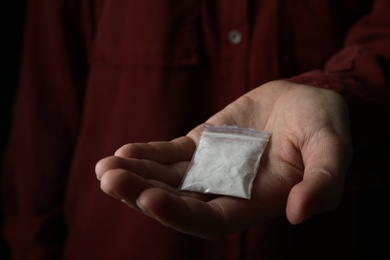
[1,2,26,259]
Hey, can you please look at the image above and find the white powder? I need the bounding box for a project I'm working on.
[180,125,270,199]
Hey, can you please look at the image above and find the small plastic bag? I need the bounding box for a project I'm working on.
[179,125,271,199]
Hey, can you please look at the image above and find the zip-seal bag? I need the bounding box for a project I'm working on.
[179,125,271,199]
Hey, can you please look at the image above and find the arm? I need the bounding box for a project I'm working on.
[288,0,390,190]
[95,1,389,238]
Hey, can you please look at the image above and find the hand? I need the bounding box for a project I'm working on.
[95,80,353,238]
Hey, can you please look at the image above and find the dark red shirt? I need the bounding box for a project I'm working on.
[2,0,389,259]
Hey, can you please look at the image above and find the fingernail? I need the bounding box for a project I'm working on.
[136,199,144,211]
[136,199,153,218]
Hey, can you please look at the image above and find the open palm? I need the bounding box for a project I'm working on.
[95,80,353,238]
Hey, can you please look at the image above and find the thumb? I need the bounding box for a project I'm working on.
[285,170,345,224]
[286,135,352,224]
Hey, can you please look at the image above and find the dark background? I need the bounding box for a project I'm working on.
[1,3,25,152]
[1,2,26,259]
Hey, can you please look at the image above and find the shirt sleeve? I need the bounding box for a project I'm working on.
[1,0,93,258]
[287,0,390,190]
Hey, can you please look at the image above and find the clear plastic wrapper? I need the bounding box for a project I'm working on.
[180,125,271,199]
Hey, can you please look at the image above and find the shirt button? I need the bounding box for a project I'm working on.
[228,30,242,45]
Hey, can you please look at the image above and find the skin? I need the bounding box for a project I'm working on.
[95,80,353,238]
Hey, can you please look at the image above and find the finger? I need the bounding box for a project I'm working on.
[186,124,205,144]
[96,156,189,187]
[135,188,265,238]
[100,168,154,209]
[286,172,340,224]
[99,169,189,209]
[114,136,195,164]
[100,168,213,211]
[286,136,352,224]
[136,188,228,238]
[95,156,148,181]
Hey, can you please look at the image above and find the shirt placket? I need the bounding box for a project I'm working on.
[217,0,249,63]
